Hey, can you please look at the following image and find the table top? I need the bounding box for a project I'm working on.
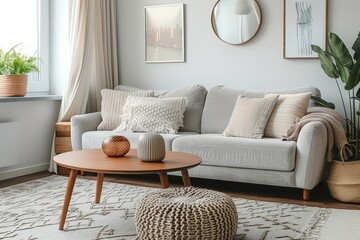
[54,149,202,174]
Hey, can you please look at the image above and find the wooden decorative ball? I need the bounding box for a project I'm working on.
[102,136,130,157]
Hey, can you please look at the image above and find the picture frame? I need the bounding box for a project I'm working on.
[283,0,327,59]
[144,4,185,63]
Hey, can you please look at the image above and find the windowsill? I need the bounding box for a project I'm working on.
[0,94,62,103]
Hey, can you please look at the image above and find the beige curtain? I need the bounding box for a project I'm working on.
[49,0,118,172]
[87,0,119,112]
[60,0,118,121]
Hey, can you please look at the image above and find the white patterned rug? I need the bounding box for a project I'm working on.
[0,175,360,240]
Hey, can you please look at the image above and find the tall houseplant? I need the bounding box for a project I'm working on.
[312,31,360,203]
[0,44,39,97]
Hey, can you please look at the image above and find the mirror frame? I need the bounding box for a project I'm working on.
[211,0,263,45]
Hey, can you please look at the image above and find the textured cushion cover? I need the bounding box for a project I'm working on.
[115,84,207,133]
[223,95,279,139]
[97,89,154,130]
[201,85,320,134]
[116,96,186,134]
[264,92,312,138]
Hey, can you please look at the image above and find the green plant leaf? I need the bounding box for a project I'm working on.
[352,31,360,61]
[346,60,360,90]
[333,57,350,83]
[329,32,354,69]
[0,44,39,75]
[311,96,335,109]
[312,45,339,78]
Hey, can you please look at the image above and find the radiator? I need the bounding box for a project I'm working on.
[0,122,19,168]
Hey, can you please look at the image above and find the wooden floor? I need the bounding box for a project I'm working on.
[1,171,360,210]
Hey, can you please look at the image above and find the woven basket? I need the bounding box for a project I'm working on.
[327,160,360,203]
[0,74,28,97]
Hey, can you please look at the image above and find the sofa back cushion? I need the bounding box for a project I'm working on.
[114,84,207,133]
[201,85,321,134]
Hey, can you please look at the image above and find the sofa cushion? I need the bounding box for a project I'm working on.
[114,84,207,133]
[172,134,297,171]
[97,89,154,130]
[223,95,279,139]
[82,131,199,151]
[201,85,321,134]
[264,92,312,138]
[116,96,186,134]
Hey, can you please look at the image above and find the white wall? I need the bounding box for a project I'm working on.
[0,1,66,180]
[0,100,61,180]
[117,0,360,113]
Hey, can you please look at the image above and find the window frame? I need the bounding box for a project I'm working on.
[27,0,50,94]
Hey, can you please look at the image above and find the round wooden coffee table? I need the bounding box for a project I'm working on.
[54,149,201,230]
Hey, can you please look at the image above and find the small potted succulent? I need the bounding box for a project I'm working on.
[312,31,360,203]
[0,44,39,97]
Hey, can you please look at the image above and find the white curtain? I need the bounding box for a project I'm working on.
[87,0,119,112]
[60,0,118,121]
[49,0,118,172]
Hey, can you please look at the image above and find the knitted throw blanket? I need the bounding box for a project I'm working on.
[285,107,350,161]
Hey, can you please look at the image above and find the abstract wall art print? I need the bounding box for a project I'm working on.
[283,0,327,59]
[145,4,185,63]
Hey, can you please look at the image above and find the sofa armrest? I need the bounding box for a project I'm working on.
[71,112,102,150]
[295,121,328,189]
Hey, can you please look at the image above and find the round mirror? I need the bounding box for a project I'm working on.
[211,0,262,45]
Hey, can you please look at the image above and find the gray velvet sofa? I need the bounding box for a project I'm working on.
[71,85,328,200]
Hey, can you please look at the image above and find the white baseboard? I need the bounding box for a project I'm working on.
[0,163,50,181]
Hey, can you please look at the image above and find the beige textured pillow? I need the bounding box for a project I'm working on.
[97,89,154,130]
[115,96,186,134]
[264,92,312,138]
[223,95,279,139]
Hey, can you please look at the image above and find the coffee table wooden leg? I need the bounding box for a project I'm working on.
[59,169,78,230]
[159,172,169,188]
[181,169,192,187]
[95,173,104,204]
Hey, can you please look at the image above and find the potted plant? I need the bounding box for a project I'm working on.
[0,44,39,97]
[312,31,360,203]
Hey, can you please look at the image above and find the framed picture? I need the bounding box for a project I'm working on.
[283,0,327,59]
[145,4,185,63]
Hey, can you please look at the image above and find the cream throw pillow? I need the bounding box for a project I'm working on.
[115,96,187,134]
[223,95,279,139]
[264,92,312,138]
[97,89,154,130]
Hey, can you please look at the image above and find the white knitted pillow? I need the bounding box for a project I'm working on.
[223,95,279,139]
[116,96,187,134]
[97,89,154,130]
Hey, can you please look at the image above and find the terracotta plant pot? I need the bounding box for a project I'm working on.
[327,160,360,203]
[0,74,28,97]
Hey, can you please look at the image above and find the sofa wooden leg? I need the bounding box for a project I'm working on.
[303,189,310,200]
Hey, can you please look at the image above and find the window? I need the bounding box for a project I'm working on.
[0,0,49,94]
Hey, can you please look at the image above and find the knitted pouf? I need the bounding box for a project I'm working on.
[135,187,238,240]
